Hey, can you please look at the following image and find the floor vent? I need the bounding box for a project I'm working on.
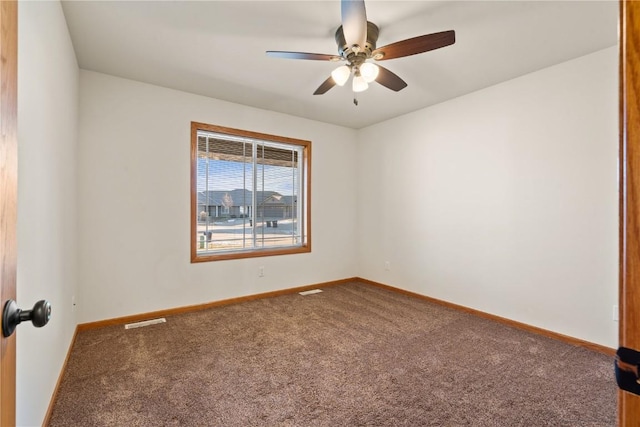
[299,289,323,296]
[125,318,166,330]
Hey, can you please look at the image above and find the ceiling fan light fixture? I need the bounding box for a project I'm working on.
[352,74,368,92]
[360,62,379,83]
[331,65,351,86]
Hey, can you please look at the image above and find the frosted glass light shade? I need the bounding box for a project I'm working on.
[360,63,379,83]
[352,74,368,92]
[331,65,351,86]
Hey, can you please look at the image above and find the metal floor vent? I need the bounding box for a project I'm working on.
[125,318,166,330]
[299,289,323,296]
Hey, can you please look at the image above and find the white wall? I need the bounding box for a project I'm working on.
[357,47,619,348]
[77,71,358,323]
[17,1,79,426]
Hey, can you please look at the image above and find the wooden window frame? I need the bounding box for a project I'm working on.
[190,122,311,262]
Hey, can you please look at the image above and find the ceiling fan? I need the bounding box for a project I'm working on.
[266,0,455,103]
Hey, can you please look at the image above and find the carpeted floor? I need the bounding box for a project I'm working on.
[48,281,616,426]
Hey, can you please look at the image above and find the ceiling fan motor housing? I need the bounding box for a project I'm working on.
[335,21,380,65]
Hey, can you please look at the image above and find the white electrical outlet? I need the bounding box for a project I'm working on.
[613,305,619,322]
[384,261,391,271]
[259,266,264,277]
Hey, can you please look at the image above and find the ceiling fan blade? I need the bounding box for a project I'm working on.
[266,51,340,61]
[375,65,407,92]
[313,76,337,95]
[341,0,367,49]
[373,30,455,61]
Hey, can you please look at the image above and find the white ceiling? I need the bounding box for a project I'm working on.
[60,1,618,129]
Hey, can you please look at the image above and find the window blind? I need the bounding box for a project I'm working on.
[195,130,305,255]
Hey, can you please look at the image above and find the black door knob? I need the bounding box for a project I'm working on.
[2,299,51,337]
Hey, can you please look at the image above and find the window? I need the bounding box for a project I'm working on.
[191,122,311,262]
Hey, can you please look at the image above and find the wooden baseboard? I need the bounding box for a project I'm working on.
[357,277,616,356]
[42,326,79,427]
[77,277,358,331]
[76,275,616,355]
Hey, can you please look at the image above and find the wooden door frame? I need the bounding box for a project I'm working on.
[0,1,18,425]
[619,0,640,425]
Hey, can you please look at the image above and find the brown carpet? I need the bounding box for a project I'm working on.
[48,281,616,426]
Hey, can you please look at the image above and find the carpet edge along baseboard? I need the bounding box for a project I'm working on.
[76,276,615,356]
[42,326,79,427]
[76,277,357,331]
[358,278,616,357]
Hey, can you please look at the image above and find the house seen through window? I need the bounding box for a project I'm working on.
[191,122,311,262]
